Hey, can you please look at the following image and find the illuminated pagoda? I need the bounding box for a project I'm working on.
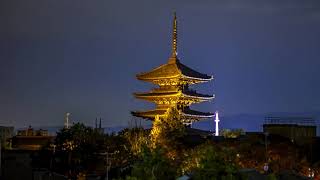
[132,13,215,124]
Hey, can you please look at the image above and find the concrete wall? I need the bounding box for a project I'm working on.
[263,124,316,143]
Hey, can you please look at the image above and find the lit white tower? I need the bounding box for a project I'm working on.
[214,111,220,136]
[64,112,71,129]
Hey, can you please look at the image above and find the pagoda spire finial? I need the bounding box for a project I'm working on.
[171,12,178,58]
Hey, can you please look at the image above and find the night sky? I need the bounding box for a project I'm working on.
[1,0,320,130]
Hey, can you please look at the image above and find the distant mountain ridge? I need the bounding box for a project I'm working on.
[15,111,320,136]
[193,111,320,135]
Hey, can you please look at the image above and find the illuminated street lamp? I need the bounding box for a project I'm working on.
[49,144,56,171]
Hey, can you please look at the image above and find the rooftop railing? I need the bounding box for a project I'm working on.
[264,116,316,125]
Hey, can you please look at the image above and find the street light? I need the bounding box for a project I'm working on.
[49,144,56,171]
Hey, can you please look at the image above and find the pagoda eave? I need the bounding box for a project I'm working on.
[134,92,214,98]
[131,110,167,120]
[181,112,214,118]
[133,92,215,103]
[131,108,214,121]
[136,74,180,81]
[183,93,215,100]
[137,75,213,81]
[181,74,214,81]
[136,76,213,85]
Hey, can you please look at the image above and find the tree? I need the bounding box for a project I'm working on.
[120,127,150,156]
[53,123,102,176]
[51,123,132,178]
[182,142,241,180]
[221,129,244,138]
[126,146,178,180]
[150,107,186,160]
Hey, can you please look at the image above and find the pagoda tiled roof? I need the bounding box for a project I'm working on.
[131,109,168,118]
[182,108,214,118]
[131,108,214,119]
[134,88,214,99]
[136,58,213,81]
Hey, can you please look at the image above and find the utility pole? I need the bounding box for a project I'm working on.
[264,132,269,172]
[0,139,2,178]
[106,153,109,180]
[101,151,114,180]
[50,144,56,171]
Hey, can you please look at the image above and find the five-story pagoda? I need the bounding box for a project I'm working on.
[132,13,215,124]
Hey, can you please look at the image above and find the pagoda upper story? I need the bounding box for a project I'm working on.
[132,13,214,123]
[136,14,213,86]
